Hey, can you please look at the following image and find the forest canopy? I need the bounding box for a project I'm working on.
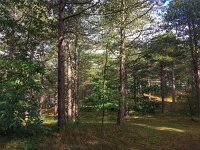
[1,0,200,149]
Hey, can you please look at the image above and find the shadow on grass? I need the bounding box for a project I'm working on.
[38,121,200,150]
[38,111,200,150]
[1,111,200,150]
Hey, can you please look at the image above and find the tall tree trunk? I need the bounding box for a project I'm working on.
[148,77,152,100]
[188,21,200,117]
[39,50,46,115]
[171,64,176,111]
[9,5,17,58]
[101,47,108,133]
[124,66,128,117]
[54,89,58,115]
[117,0,126,125]
[57,0,66,126]
[191,44,200,117]
[39,73,45,115]
[66,39,72,120]
[191,48,200,117]
[133,77,137,100]
[160,63,165,113]
[73,34,79,122]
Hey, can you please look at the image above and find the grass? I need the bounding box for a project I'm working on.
[1,111,200,150]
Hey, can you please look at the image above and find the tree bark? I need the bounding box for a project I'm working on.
[57,0,66,126]
[160,63,165,113]
[171,64,176,111]
[188,21,200,117]
[191,48,200,117]
[101,47,108,133]
[124,66,128,117]
[39,50,45,115]
[133,77,137,100]
[9,5,17,58]
[54,91,58,115]
[66,39,72,120]
[117,0,126,126]
[73,34,79,122]
[191,43,200,117]
[148,77,152,100]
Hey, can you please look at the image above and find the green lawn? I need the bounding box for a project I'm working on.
[1,111,200,150]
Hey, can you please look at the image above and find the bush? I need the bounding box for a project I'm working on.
[133,97,160,115]
[177,92,197,117]
[0,59,42,133]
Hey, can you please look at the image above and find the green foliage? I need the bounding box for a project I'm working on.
[0,0,52,133]
[177,92,197,117]
[84,77,119,111]
[0,59,43,133]
[145,33,177,64]
[165,0,200,35]
[142,85,160,94]
[133,97,160,115]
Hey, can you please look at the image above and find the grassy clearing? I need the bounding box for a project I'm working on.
[1,111,200,150]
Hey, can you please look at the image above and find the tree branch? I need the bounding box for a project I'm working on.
[64,0,100,20]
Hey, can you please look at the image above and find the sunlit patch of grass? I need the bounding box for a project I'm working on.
[127,113,200,135]
[41,108,55,115]
[132,123,185,133]
[41,115,57,125]
[157,126,185,132]
[130,115,153,119]
[144,93,172,102]
[1,111,200,150]
[38,112,200,149]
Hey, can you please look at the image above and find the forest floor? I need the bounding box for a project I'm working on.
[1,111,200,150]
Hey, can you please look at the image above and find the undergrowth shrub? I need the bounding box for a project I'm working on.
[177,92,197,117]
[133,97,160,115]
[0,59,43,134]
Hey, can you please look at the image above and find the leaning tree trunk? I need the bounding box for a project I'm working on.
[57,0,66,126]
[66,39,72,120]
[117,0,126,126]
[160,63,165,113]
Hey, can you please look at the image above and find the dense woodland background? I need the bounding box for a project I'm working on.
[1,0,200,149]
